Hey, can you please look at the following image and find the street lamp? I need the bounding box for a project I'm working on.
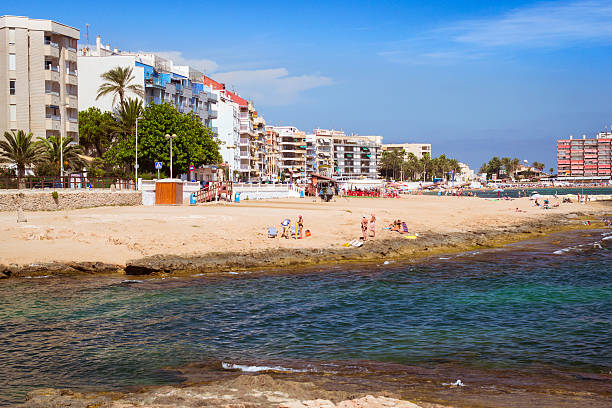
[165,133,177,179]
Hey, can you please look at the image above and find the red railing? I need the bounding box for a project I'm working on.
[194,181,233,203]
[0,176,137,190]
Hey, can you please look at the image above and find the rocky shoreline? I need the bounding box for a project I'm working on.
[1,210,608,280]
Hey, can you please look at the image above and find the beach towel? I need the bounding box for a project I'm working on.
[268,226,277,238]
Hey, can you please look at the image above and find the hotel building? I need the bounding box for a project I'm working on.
[1,16,79,142]
[332,133,382,179]
[557,134,611,179]
[381,142,432,159]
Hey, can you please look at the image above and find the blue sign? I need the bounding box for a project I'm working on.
[155,162,162,169]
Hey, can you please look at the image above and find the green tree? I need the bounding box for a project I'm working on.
[380,149,404,180]
[96,66,144,107]
[78,107,117,157]
[532,161,545,172]
[39,135,85,175]
[0,130,45,187]
[114,97,144,136]
[104,103,221,176]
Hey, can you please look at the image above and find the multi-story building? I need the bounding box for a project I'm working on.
[270,126,307,180]
[332,132,382,179]
[381,143,431,159]
[1,16,80,142]
[305,129,337,178]
[265,126,280,180]
[557,134,611,178]
[78,37,217,129]
[203,75,245,180]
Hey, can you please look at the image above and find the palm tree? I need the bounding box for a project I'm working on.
[96,66,144,107]
[39,135,85,175]
[0,130,45,188]
[114,97,144,136]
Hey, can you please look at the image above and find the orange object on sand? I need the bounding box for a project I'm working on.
[305,230,311,237]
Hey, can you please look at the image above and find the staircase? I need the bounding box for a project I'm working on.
[194,181,233,203]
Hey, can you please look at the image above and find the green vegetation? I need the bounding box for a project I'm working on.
[479,156,547,180]
[380,151,462,181]
[96,66,144,106]
[51,191,59,200]
[0,130,45,187]
[37,135,85,176]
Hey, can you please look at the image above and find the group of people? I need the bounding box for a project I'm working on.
[360,214,376,240]
[280,215,307,239]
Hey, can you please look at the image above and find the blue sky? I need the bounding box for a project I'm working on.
[6,0,612,170]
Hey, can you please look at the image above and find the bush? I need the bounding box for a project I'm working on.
[51,191,59,200]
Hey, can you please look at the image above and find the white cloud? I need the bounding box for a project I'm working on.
[379,1,612,65]
[213,68,333,105]
[452,0,612,48]
[152,51,218,73]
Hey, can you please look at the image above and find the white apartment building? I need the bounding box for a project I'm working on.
[270,126,307,179]
[1,16,80,142]
[211,89,240,179]
[332,133,382,179]
[382,143,431,159]
[78,37,217,128]
[455,162,475,183]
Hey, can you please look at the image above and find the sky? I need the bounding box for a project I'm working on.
[6,0,612,170]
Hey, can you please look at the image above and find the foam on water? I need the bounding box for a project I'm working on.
[221,362,309,373]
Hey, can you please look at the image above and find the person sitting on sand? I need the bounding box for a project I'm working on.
[369,214,376,239]
[361,215,368,241]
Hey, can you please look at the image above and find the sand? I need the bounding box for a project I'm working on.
[0,195,607,268]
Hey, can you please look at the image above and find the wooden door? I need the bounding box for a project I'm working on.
[156,182,176,204]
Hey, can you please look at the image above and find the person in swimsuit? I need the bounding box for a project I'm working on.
[297,215,304,239]
[361,215,368,241]
[369,214,376,239]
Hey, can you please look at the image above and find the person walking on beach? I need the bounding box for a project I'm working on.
[369,214,376,239]
[361,215,368,241]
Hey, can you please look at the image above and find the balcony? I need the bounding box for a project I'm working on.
[145,77,164,88]
[209,109,218,119]
[65,49,77,62]
[65,73,78,85]
[66,119,78,132]
[165,83,176,94]
[45,91,60,106]
[43,44,59,58]
[45,115,61,131]
[65,94,78,108]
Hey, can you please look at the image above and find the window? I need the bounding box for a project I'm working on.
[8,54,16,70]
[9,105,17,121]
[8,28,15,44]
[9,80,15,95]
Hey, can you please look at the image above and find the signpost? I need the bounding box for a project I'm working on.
[155,162,162,179]
[189,164,195,182]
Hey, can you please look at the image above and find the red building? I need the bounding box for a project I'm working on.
[557,134,612,178]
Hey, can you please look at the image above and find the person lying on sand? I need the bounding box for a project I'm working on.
[514,208,527,213]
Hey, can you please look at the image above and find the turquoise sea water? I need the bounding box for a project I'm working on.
[0,230,611,405]
[426,187,612,198]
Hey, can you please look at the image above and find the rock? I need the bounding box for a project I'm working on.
[17,207,27,222]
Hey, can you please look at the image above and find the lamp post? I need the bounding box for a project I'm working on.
[165,133,177,179]
[135,117,139,185]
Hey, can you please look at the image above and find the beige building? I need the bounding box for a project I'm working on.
[382,143,431,159]
[0,16,79,142]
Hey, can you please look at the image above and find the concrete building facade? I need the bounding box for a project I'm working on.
[1,16,79,142]
[78,37,218,129]
[557,134,611,178]
[381,143,432,159]
[332,133,382,179]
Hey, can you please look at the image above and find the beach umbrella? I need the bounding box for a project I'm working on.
[493,188,504,192]
[531,193,542,199]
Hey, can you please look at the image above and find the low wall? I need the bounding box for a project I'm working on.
[0,190,142,211]
[233,183,303,200]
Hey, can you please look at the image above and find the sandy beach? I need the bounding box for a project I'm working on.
[0,195,609,274]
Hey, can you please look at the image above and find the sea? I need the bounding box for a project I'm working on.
[425,186,612,198]
[0,228,611,406]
